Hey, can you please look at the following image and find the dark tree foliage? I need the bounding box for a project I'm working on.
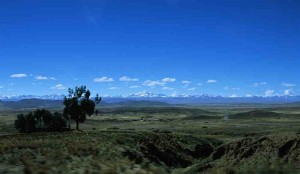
[95,109,99,116]
[24,112,36,133]
[50,112,68,131]
[14,109,68,133]
[14,114,27,133]
[63,86,101,130]
[34,109,52,129]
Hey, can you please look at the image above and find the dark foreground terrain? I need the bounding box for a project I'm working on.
[1,131,300,173]
[1,104,300,173]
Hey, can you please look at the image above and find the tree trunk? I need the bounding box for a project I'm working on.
[76,121,79,130]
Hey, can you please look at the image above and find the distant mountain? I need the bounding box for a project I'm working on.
[1,91,300,104]
[38,94,66,100]
[0,99,64,110]
[108,100,171,107]
[128,91,167,98]
[0,98,171,110]
[0,94,65,101]
[126,91,300,104]
[154,95,300,104]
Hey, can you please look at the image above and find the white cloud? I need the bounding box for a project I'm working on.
[225,86,240,90]
[34,76,56,80]
[163,87,174,90]
[246,94,252,97]
[188,87,196,91]
[161,78,176,82]
[261,82,267,85]
[182,80,191,84]
[284,89,294,96]
[35,76,48,80]
[265,89,274,97]
[10,73,27,78]
[129,85,140,88]
[143,80,165,86]
[282,83,295,87]
[253,82,267,87]
[229,94,238,98]
[207,79,217,83]
[51,84,66,90]
[109,87,118,90]
[119,76,139,82]
[94,76,114,82]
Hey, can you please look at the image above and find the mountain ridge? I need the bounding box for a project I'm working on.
[1,91,300,104]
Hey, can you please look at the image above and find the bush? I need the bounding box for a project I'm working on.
[50,112,68,131]
[14,109,69,133]
[14,114,26,133]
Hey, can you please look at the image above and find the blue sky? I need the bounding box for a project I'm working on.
[0,0,299,97]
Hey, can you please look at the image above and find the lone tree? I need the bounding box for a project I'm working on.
[63,86,101,130]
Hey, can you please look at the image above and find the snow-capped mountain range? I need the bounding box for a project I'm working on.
[0,94,66,101]
[127,91,224,98]
[1,91,300,104]
[128,91,168,98]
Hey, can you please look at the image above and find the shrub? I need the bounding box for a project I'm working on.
[14,109,68,133]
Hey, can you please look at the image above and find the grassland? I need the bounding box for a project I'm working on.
[1,104,300,173]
